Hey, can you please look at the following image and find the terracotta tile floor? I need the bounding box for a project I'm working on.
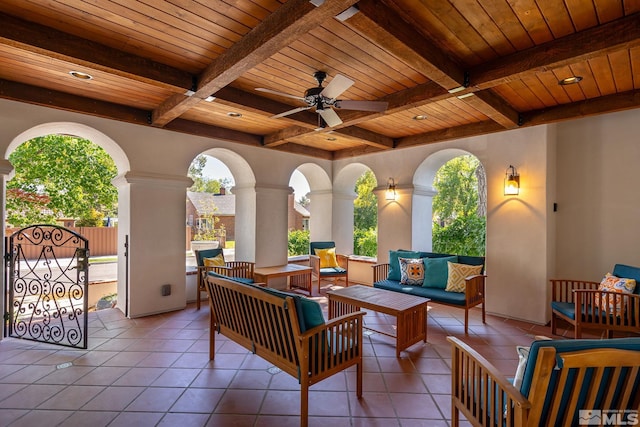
[0,282,576,427]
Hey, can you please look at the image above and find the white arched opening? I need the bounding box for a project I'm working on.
[3,122,131,317]
[293,163,332,242]
[333,163,371,255]
[198,148,256,262]
[413,148,485,252]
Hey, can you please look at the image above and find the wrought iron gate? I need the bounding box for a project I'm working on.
[4,225,89,349]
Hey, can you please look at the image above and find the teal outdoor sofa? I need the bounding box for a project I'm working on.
[449,336,640,426]
[551,263,640,338]
[373,251,486,333]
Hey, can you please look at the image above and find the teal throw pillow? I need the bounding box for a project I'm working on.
[388,250,422,281]
[423,256,458,289]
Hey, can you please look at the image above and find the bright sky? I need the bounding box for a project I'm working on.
[202,156,310,200]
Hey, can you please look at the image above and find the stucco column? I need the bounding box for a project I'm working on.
[412,184,437,253]
[254,184,292,267]
[332,191,356,255]
[308,189,333,242]
[374,184,413,263]
[112,171,193,318]
[231,184,256,263]
[0,159,13,340]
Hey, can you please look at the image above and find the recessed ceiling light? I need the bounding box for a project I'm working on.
[559,76,583,85]
[204,95,215,102]
[327,136,337,141]
[413,115,427,120]
[69,71,93,80]
[227,112,242,118]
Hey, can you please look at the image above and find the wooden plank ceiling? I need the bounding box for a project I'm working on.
[0,0,638,160]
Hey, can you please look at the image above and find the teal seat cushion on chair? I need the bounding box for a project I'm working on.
[195,248,224,267]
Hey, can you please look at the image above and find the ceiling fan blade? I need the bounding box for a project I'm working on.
[318,108,343,127]
[320,74,354,99]
[334,100,388,112]
[270,106,312,119]
[256,87,306,102]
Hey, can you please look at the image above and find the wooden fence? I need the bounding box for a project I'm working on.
[5,226,118,259]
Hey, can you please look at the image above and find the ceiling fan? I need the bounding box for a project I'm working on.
[256,71,388,128]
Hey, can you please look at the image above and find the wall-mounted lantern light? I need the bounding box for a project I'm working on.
[385,177,397,201]
[504,165,520,196]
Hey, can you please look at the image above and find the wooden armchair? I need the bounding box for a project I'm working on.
[449,336,640,427]
[194,248,254,310]
[309,241,349,290]
[551,263,640,338]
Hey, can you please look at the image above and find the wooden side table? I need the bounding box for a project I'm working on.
[328,285,429,357]
[253,264,314,295]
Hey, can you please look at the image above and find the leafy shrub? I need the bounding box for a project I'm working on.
[354,228,377,257]
[288,229,310,256]
[432,215,486,256]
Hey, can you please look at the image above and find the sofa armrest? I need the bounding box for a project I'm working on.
[448,336,530,427]
[464,274,486,304]
[372,263,390,283]
[309,254,320,278]
[336,253,349,270]
[550,279,600,303]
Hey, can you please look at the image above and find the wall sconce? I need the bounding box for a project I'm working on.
[504,165,520,196]
[385,177,397,201]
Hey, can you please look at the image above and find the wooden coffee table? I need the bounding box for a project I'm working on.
[253,264,313,295]
[327,285,429,357]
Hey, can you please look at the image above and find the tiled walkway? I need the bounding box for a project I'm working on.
[0,283,567,427]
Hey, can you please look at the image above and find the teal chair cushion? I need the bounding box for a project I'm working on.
[207,271,254,285]
[195,248,224,267]
[252,285,325,333]
[423,256,458,289]
[612,264,640,295]
[518,338,640,424]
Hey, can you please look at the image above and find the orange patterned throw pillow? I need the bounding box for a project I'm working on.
[399,257,425,286]
[594,273,636,314]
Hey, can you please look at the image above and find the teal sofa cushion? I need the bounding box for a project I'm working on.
[423,256,458,288]
[373,279,466,305]
[388,250,422,281]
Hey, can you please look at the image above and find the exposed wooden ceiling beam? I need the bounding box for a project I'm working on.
[395,121,505,149]
[521,89,640,127]
[346,0,466,90]
[151,0,360,127]
[0,78,150,125]
[0,12,192,90]
[0,79,262,147]
[469,13,640,89]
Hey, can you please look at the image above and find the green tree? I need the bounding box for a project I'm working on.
[353,170,378,256]
[7,135,118,227]
[188,155,231,194]
[432,155,485,256]
[354,170,377,231]
[288,229,310,256]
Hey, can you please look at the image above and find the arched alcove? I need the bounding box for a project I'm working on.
[333,163,372,254]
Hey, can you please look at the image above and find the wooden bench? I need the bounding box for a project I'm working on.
[204,275,365,427]
[448,336,640,426]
